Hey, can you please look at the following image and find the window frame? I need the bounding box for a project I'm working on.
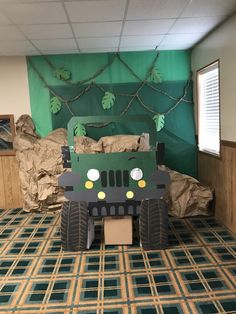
[197,60,221,158]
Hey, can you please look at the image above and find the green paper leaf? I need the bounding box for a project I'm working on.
[74,122,86,136]
[149,67,162,83]
[50,97,62,114]
[53,68,71,81]
[153,114,165,132]
[102,91,115,110]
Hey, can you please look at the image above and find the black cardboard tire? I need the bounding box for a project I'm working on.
[140,199,168,250]
[61,201,88,251]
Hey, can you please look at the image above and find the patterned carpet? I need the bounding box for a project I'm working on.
[0,208,236,314]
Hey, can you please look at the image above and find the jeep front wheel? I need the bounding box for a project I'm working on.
[61,201,88,251]
[140,199,168,250]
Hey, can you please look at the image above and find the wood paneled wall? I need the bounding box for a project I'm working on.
[198,141,236,234]
[0,155,22,209]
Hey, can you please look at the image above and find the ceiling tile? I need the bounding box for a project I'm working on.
[0,40,37,53]
[123,19,175,36]
[2,2,67,24]
[120,47,154,52]
[0,0,59,2]
[170,16,224,34]
[20,24,73,40]
[77,37,119,49]
[33,38,77,51]
[80,47,118,53]
[65,0,126,22]
[72,22,122,38]
[41,50,79,55]
[0,25,26,40]
[181,0,236,17]
[120,35,163,47]
[0,11,11,24]
[126,0,189,20]
[0,51,38,56]
[0,0,235,55]
[159,33,205,49]
[157,43,188,50]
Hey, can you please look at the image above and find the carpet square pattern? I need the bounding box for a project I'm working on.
[0,208,236,314]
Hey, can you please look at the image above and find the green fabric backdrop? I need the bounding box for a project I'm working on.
[27,50,197,177]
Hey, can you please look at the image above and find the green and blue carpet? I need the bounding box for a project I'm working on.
[0,208,236,314]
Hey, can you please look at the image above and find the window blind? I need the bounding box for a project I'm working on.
[198,61,220,156]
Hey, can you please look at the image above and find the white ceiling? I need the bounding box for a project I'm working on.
[0,0,235,56]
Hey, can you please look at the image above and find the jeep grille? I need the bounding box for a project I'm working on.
[101,170,129,187]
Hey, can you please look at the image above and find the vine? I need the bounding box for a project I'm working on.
[28,52,193,132]
[44,53,118,86]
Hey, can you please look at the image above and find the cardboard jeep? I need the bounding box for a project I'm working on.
[59,115,170,251]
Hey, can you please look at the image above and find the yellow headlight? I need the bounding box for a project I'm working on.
[98,191,106,200]
[138,180,146,188]
[85,181,93,189]
[126,191,134,199]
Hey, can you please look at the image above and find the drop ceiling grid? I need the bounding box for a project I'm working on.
[0,0,235,55]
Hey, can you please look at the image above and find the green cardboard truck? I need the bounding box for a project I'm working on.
[59,115,170,251]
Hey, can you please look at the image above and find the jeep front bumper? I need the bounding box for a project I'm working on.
[59,170,170,203]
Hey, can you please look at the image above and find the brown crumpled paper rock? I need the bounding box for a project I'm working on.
[15,114,39,137]
[13,115,68,212]
[163,166,213,217]
[74,136,103,154]
[74,134,148,154]
[100,135,140,153]
[14,117,211,217]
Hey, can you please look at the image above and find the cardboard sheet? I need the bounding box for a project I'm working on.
[104,216,133,245]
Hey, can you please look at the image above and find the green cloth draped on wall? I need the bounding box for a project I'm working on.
[27,50,197,177]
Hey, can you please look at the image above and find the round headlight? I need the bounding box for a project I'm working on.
[87,169,100,181]
[130,168,143,181]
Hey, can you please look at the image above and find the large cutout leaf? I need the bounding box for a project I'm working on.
[149,67,162,83]
[53,68,71,81]
[50,97,62,114]
[102,91,115,110]
[153,114,165,132]
[74,122,86,136]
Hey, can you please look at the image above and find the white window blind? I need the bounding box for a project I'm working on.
[198,61,220,156]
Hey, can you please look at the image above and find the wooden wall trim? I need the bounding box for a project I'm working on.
[221,140,236,148]
[0,156,22,209]
[198,144,236,234]
[0,158,6,208]
[198,149,221,160]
